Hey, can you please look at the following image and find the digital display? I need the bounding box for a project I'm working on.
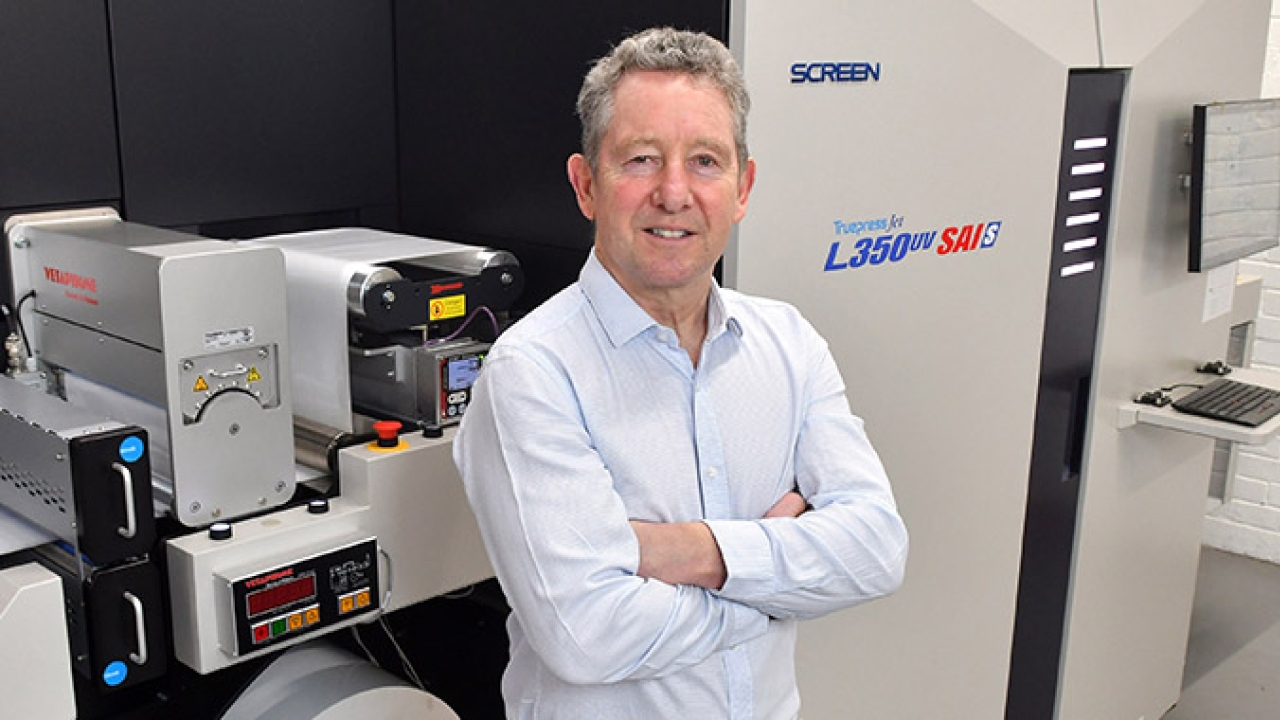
[445,355,483,392]
[246,573,316,617]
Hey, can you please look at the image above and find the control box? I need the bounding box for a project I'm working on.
[218,537,378,655]
[167,501,377,674]
[421,340,488,426]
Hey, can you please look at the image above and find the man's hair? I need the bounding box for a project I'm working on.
[576,27,750,174]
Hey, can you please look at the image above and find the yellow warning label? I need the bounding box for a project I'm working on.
[247,366,262,383]
[429,295,466,321]
[193,376,209,392]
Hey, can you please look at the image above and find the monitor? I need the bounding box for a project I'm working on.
[1189,98,1280,272]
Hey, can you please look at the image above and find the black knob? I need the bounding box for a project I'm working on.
[308,498,330,515]
[209,522,232,541]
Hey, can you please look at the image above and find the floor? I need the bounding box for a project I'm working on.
[1162,548,1280,719]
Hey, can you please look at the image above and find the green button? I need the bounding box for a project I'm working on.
[271,618,288,637]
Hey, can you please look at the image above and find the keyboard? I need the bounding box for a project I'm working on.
[1172,379,1280,427]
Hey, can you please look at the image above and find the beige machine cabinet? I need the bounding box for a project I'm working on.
[730,1,1269,718]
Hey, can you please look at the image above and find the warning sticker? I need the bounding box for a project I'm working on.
[247,367,262,383]
[193,376,209,392]
[429,295,466,321]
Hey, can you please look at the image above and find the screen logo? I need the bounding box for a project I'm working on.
[790,62,881,84]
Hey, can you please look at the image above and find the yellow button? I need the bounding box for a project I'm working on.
[305,607,320,625]
[339,596,355,614]
[356,590,370,608]
[288,613,304,631]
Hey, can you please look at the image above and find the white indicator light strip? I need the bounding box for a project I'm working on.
[1063,237,1098,253]
[1066,212,1101,227]
[1069,187,1103,202]
[1061,261,1096,277]
[1072,162,1106,176]
[1074,137,1108,150]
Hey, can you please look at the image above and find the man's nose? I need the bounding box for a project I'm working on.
[652,163,692,212]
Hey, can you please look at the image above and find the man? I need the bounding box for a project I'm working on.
[454,27,908,719]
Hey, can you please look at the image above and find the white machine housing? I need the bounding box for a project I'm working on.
[5,209,296,527]
[730,2,1270,719]
[167,427,491,674]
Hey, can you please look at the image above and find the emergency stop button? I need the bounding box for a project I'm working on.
[368,420,406,452]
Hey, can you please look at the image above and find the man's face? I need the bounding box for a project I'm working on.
[568,71,755,305]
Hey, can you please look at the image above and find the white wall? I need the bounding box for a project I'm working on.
[1203,2,1280,564]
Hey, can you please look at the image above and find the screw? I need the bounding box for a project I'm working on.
[275,480,286,493]
[190,501,202,514]
[381,289,396,305]
[258,348,269,359]
[500,271,514,286]
[229,423,240,436]
[182,360,194,372]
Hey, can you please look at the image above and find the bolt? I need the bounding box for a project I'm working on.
[275,480,286,493]
[229,423,240,436]
[500,271,514,286]
[182,359,194,372]
[258,347,269,359]
[381,289,396,305]
[190,501,202,514]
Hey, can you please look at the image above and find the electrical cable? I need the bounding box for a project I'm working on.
[377,615,425,691]
[13,290,35,359]
[424,305,499,346]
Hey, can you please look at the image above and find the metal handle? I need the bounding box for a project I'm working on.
[112,462,137,539]
[208,363,248,379]
[123,591,148,665]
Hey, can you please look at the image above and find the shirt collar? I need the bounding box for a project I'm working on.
[580,249,743,348]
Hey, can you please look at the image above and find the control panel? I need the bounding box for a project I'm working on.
[217,537,378,655]
[421,340,488,425]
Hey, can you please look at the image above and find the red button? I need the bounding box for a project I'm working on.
[253,624,271,644]
[372,420,402,448]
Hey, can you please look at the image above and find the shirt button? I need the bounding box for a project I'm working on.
[707,468,718,479]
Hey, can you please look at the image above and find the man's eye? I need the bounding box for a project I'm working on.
[628,155,655,165]
[692,154,729,173]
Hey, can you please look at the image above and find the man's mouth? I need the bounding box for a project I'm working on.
[647,228,692,239]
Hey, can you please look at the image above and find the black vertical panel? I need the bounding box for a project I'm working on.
[108,0,397,229]
[394,1,728,311]
[1006,69,1127,720]
[0,0,120,213]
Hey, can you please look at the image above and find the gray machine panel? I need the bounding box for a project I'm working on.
[0,375,152,563]
[9,213,296,527]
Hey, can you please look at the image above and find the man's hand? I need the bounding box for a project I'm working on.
[630,520,727,590]
[764,490,807,519]
[631,489,809,589]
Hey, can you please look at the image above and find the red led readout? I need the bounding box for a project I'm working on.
[246,573,316,617]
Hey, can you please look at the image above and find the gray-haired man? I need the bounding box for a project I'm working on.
[455,27,908,719]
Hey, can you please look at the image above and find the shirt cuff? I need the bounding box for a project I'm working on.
[704,519,774,599]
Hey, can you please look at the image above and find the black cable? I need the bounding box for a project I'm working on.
[13,291,34,359]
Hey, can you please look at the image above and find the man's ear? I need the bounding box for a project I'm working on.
[567,153,596,221]
[734,157,757,223]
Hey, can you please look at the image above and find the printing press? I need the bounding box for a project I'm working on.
[0,208,521,718]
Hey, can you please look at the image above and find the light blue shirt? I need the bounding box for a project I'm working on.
[454,252,908,719]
